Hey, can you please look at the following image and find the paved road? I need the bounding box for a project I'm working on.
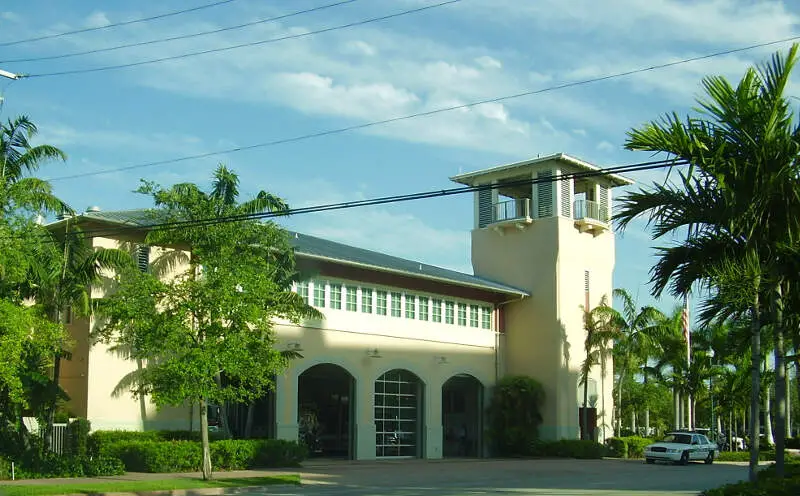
[238,458,751,496]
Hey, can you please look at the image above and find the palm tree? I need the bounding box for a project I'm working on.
[25,223,133,446]
[0,115,69,215]
[610,288,665,436]
[614,44,800,481]
[579,296,621,440]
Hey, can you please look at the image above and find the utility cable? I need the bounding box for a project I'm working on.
[43,34,800,182]
[0,0,239,47]
[0,1,361,64]
[36,158,686,242]
[24,0,463,78]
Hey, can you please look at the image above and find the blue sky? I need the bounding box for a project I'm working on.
[1,0,799,317]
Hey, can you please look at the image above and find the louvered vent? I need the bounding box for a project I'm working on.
[478,188,493,228]
[560,176,571,217]
[137,245,150,273]
[537,170,553,218]
[599,185,609,221]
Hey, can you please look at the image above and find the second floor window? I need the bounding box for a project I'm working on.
[391,292,402,317]
[313,281,326,307]
[295,281,309,304]
[432,299,442,322]
[405,294,415,319]
[445,301,455,324]
[362,288,373,313]
[376,291,387,315]
[482,306,492,329]
[457,303,467,326]
[469,305,479,328]
[419,297,429,321]
[330,284,342,310]
[346,287,357,311]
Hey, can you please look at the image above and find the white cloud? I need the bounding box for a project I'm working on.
[342,40,377,56]
[1,11,20,22]
[475,55,502,69]
[84,11,110,29]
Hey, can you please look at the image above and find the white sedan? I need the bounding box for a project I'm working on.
[644,432,719,465]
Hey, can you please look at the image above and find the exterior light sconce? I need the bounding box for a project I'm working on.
[434,356,448,365]
[366,348,382,358]
[286,342,303,352]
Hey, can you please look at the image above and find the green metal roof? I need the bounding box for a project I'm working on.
[49,209,528,296]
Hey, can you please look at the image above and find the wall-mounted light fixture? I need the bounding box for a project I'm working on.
[434,355,448,365]
[366,348,382,358]
[286,342,303,352]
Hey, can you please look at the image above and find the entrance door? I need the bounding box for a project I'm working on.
[442,374,483,457]
[298,364,355,458]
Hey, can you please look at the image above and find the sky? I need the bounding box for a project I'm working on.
[1,0,799,318]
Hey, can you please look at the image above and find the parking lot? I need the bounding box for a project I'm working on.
[246,457,751,495]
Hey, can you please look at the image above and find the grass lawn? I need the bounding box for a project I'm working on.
[0,475,301,496]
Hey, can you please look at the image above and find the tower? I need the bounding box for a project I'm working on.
[450,153,633,441]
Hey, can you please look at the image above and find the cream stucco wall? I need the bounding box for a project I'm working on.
[470,169,618,442]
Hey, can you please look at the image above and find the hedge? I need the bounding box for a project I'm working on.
[702,459,800,496]
[716,450,778,462]
[530,439,607,459]
[88,430,228,456]
[103,439,307,473]
[606,436,654,458]
[0,453,124,480]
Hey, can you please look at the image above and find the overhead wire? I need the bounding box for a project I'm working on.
[42,33,800,183]
[0,0,361,64]
[23,0,463,78]
[0,0,240,47]
[32,158,686,243]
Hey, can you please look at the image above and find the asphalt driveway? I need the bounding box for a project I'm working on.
[245,457,751,496]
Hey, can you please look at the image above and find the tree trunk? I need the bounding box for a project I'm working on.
[643,371,650,437]
[631,410,637,435]
[199,398,213,480]
[773,284,786,478]
[213,373,231,439]
[764,380,774,446]
[582,377,589,440]
[748,297,762,484]
[615,370,624,437]
[674,389,681,429]
[244,402,255,439]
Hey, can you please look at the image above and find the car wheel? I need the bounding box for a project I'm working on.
[645,458,655,464]
[705,452,714,465]
[679,451,690,465]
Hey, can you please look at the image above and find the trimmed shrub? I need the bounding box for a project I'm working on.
[0,456,11,480]
[88,429,226,457]
[716,450,777,462]
[702,459,800,496]
[5,453,125,479]
[606,436,654,458]
[486,375,546,457]
[531,439,607,459]
[65,418,91,457]
[103,439,306,473]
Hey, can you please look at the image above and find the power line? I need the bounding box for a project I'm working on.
[24,0,463,78]
[0,0,240,47]
[0,1,361,64]
[39,158,686,242]
[44,34,800,183]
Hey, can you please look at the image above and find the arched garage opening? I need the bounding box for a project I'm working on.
[375,369,424,458]
[442,374,483,457]
[298,364,355,459]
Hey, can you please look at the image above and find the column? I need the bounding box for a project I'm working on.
[274,372,298,442]
[355,370,376,460]
[425,378,443,459]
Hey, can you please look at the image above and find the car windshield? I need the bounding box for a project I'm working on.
[662,433,692,444]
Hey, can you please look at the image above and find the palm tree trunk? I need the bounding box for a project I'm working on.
[748,296,762,484]
[643,370,650,437]
[673,388,680,429]
[615,371,624,437]
[764,376,774,446]
[200,398,213,480]
[582,379,589,440]
[773,284,786,478]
